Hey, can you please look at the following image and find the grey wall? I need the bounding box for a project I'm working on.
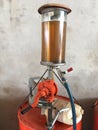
[0,0,98,130]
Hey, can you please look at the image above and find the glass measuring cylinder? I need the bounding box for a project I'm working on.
[38,4,71,66]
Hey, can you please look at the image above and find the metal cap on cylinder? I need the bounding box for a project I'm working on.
[38,4,71,67]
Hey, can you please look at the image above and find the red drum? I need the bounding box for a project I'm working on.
[93,100,98,130]
[18,96,82,130]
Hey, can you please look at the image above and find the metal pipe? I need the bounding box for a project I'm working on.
[47,67,54,129]
[51,108,69,128]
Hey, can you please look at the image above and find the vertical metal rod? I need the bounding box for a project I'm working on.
[47,103,52,129]
[47,67,54,130]
[47,66,54,79]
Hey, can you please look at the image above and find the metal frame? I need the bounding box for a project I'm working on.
[20,66,76,130]
[27,66,76,130]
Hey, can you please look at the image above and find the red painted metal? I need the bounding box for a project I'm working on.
[93,100,98,130]
[32,80,58,108]
[67,67,73,73]
[18,96,82,130]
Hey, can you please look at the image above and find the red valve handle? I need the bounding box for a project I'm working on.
[67,67,73,73]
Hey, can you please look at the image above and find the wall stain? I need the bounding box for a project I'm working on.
[8,0,12,3]
[88,52,98,66]
[67,26,73,33]
[0,0,3,7]
[10,16,20,26]
[2,87,10,94]
[9,0,21,28]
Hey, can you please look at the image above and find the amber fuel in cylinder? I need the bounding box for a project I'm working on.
[38,4,71,66]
